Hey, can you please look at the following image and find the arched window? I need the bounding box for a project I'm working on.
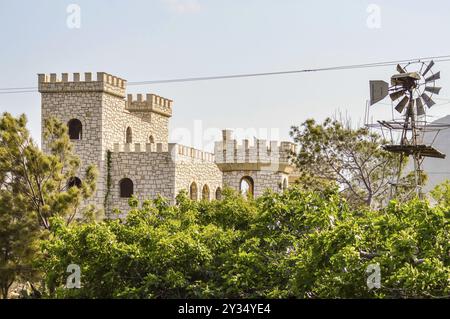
[67,176,82,189]
[215,187,222,200]
[202,184,210,201]
[190,182,198,201]
[282,178,288,191]
[119,178,134,198]
[240,176,254,198]
[149,135,155,143]
[126,127,132,144]
[68,119,82,140]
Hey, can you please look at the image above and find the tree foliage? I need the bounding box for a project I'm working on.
[290,118,420,209]
[38,186,450,299]
[0,112,97,298]
[0,113,97,230]
[2,112,449,299]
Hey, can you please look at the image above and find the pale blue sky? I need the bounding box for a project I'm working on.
[1,0,450,151]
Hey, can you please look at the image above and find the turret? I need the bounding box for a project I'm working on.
[214,130,296,173]
[126,93,173,118]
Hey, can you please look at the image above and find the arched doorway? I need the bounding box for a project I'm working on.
[240,176,254,198]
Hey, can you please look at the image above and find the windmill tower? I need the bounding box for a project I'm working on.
[368,60,448,199]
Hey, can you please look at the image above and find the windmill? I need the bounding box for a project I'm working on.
[368,60,448,198]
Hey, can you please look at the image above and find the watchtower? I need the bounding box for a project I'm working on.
[38,72,173,211]
[214,130,296,197]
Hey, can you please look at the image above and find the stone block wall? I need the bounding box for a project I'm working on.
[40,91,107,208]
[107,143,222,215]
[172,145,223,201]
[102,93,172,156]
[107,144,176,215]
[222,170,289,197]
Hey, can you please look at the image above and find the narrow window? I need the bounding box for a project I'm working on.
[119,178,134,198]
[126,127,132,143]
[149,135,155,143]
[215,187,222,200]
[190,182,198,201]
[202,184,210,201]
[68,119,82,140]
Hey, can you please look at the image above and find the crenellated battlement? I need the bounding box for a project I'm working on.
[214,130,296,172]
[175,144,215,162]
[112,143,215,163]
[125,93,173,117]
[38,72,127,98]
[113,142,168,153]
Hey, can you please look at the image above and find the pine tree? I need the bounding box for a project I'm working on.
[0,112,97,298]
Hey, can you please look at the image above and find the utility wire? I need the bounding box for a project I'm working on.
[129,56,450,86]
[0,90,38,94]
[2,54,450,94]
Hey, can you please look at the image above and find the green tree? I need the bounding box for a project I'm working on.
[38,191,250,298]
[290,118,416,208]
[430,180,450,207]
[0,190,41,298]
[0,112,97,298]
[0,113,97,230]
[38,186,450,299]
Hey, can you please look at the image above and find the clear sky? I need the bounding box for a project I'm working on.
[1,0,450,151]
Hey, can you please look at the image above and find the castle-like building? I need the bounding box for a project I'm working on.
[38,72,297,215]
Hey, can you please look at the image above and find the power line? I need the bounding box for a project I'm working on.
[128,56,450,86]
[0,90,38,94]
[2,54,450,94]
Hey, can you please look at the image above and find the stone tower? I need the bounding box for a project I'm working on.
[38,72,173,211]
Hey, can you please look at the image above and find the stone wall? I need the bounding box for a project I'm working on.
[107,143,222,215]
[222,170,288,197]
[40,91,106,208]
[108,145,176,215]
[102,93,172,156]
[173,145,223,201]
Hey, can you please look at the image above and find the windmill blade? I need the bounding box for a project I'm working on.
[395,96,409,113]
[425,71,440,83]
[369,80,389,105]
[397,64,406,74]
[421,93,436,108]
[422,60,435,77]
[389,89,405,101]
[416,97,425,116]
[425,86,442,95]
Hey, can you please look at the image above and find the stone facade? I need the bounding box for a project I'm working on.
[39,72,296,216]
